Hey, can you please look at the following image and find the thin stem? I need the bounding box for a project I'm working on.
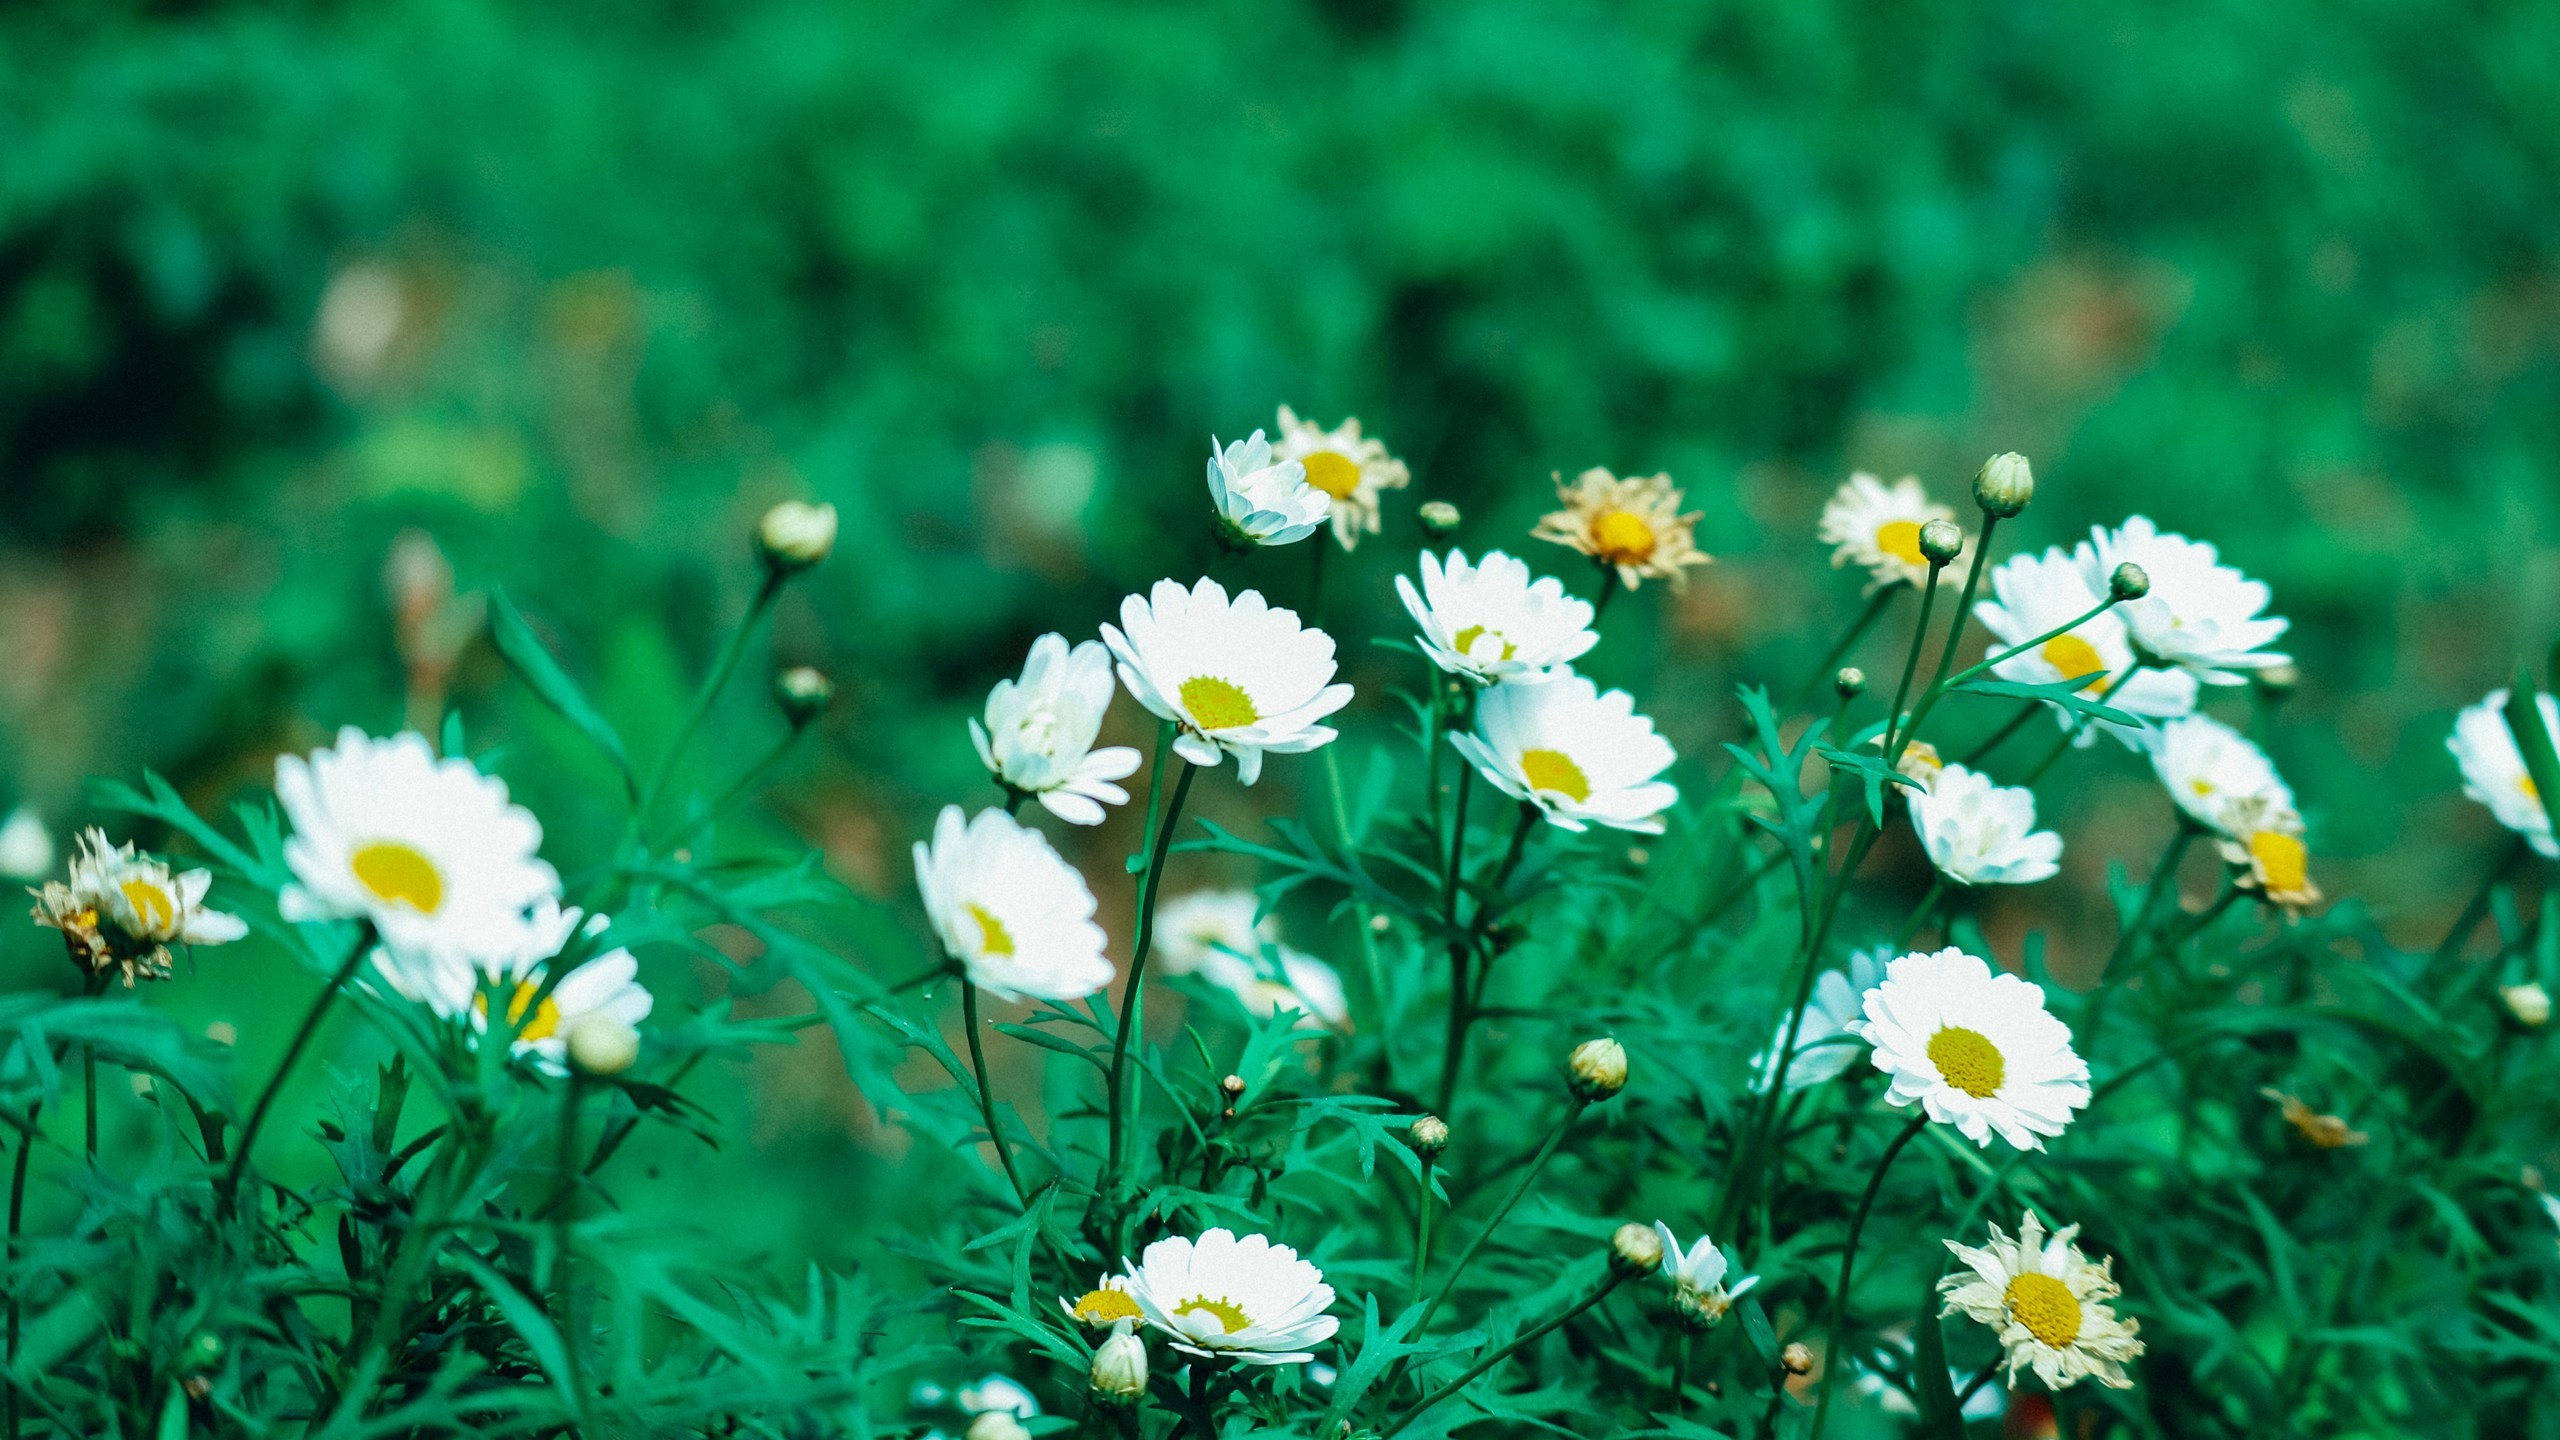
[1387,1267,1628,1435]
[1591,566,1623,624]
[662,721,815,850]
[551,1073,587,1413]
[2015,665,2142,786]
[962,980,1031,1205]
[82,1049,96,1162]
[1103,748,1197,1188]
[1960,700,2044,766]
[1894,512,2002,758]
[1938,594,2119,694]
[1808,1113,1931,1440]
[2425,837,2530,986]
[1892,876,1950,949]
[222,926,374,1209]
[1784,584,1900,711]
[1411,1159,1439,1300]
[1422,1100,1585,1327]
[6,1101,38,1440]
[1322,747,1389,1032]
[635,567,786,835]
[1880,564,1949,757]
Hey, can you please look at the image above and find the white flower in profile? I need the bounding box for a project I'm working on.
[1199,946,1349,1030]
[913,806,1113,1002]
[1750,949,1886,1093]
[1451,674,1677,834]
[1122,1228,1339,1364]
[2075,516,2289,684]
[2213,793,2321,916]
[1939,1211,2143,1390]
[1850,947,2090,1151]
[1153,889,1272,977]
[1908,764,2062,887]
[1650,1224,1759,1327]
[1206,431,1329,548]
[2146,714,2292,833]
[2448,689,2559,858]
[1395,550,1598,686]
[1976,549,2196,746]
[1270,406,1410,550]
[1101,578,1352,785]
[1818,473,1959,592]
[956,1375,1039,1419]
[275,728,560,960]
[373,902,653,1075]
[1063,1274,1144,1328]
[971,634,1143,826]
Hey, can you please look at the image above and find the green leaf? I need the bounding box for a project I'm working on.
[1910,1280,1965,1438]
[2501,672,2560,838]
[488,588,638,803]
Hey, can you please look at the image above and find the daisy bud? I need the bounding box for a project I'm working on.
[774,666,834,726]
[1972,452,2034,517]
[966,1414,1032,1440]
[1834,666,1866,699]
[1408,1114,1450,1160]
[2503,981,2552,1028]
[1917,519,1964,566]
[1091,1322,1148,1403]
[566,1015,640,1077]
[2108,561,2151,602]
[757,500,839,571]
[2254,662,2300,698]
[1568,1037,1628,1101]
[1781,1342,1815,1377]
[1418,500,1462,538]
[1609,1222,1664,1276]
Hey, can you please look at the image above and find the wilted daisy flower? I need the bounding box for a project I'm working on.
[1850,947,2090,1151]
[1976,550,2197,745]
[2145,714,2292,832]
[1205,431,1329,548]
[2260,1088,2368,1149]
[1819,473,1959,592]
[1750,949,1885,1093]
[2448,690,2559,857]
[1395,550,1599,686]
[1064,1274,1144,1328]
[1101,578,1352,785]
[29,829,246,986]
[1271,406,1409,550]
[276,728,560,960]
[1531,468,1711,591]
[2214,794,2320,915]
[1908,764,2062,887]
[913,806,1112,1003]
[373,902,652,1075]
[1939,1211,2142,1390]
[1197,946,1348,1030]
[2076,517,2289,684]
[1123,1228,1339,1364]
[970,633,1143,825]
[1651,1224,1759,1328]
[1451,673,1677,834]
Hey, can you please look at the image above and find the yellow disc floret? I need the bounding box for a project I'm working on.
[1519,748,1593,803]
[1179,676,1259,731]
[2002,1272,2084,1348]
[1927,1025,2007,1099]
[351,840,445,914]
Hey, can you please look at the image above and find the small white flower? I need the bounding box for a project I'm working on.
[0,807,54,883]
[1198,945,1348,1030]
[1270,406,1410,550]
[970,634,1143,826]
[1907,764,2062,887]
[2214,793,2321,915]
[1939,1211,2143,1390]
[1818,473,1959,592]
[2145,714,2292,834]
[957,1375,1039,1418]
[1064,1274,1144,1328]
[374,902,654,1076]
[757,499,839,569]
[1450,673,1677,834]
[2075,516,2289,683]
[1101,578,1352,785]
[1153,889,1271,978]
[1123,1228,1339,1365]
[1751,949,1885,1093]
[1395,550,1598,686]
[276,728,560,960]
[1976,549,2197,746]
[2449,689,2558,858]
[1850,947,2090,1151]
[1206,431,1330,548]
[1651,1223,1759,1326]
[913,806,1113,1003]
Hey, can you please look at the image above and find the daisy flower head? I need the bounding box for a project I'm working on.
[1271,406,1410,550]
[970,633,1143,826]
[371,901,652,1075]
[30,829,246,986]
[1450,673,1676,834]
[1153,888,1272,978]
[1100,578,1352,785]
[1751,949,1886,1093]
[2146,714,2292,833]
[1939,1211,2142,1390]
[1197,945,1348,1030]
[1123,1228,1339,1364]
[2214,794,2320,916]
[1531,468,1711,591]
[1819,473,1959,592]
[1651,1224,1759,1328]
[913,806,1112,1003]
[1205,431,1329,548]
[1976,549,2197,746]
[275,728,559,960]
[2076,516,2290,684]
[1064,1274,1144,1329]
[1908,764,2062,887]
[1850,947,2090,1151]
[1395,550,1599,686]
[2448,690,2558,857]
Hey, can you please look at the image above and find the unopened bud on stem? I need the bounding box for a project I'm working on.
[1408,1114,1450,1160]
[1917,519,1964,567]
[1781,1342,1816,1377]
[2109,562,2151,603]
[758,500,839,571]
[1418,500,1462,538]
[567,1015,640,1077]
[2255,662,2300,699]
[1609,1222,1664,1276]
[1091,1322,1148,1402]
[1972,452,2034,517]
[1834,667,1866,700]
[775,666,834,725]
[2503,981,2551,1028]
[1568,1037,1628,1101]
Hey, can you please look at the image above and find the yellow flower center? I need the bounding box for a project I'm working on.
[2189,778,2217,797]
[2247,830,2309,894]
[1072,1287,1143,1325]
[1301,450,1361,500]
[475,981,564,1044]
[351,840,445,914]
[1179,676,1259,731]
[119,879,175,934]
[2040,633,2107,693]
[1450,625,1516,662]
[2002,1272,2084,1348]
[2522,774,2541,803]
[968,903,1016,957]
[1518,748,1592,803]
[1875,519,1928,568]
[1926,1025,2006,1098]
[1590,509,1657,564]
[1174,1295,1253,1334]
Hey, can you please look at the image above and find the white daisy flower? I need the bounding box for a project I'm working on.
[1750,949,1886,1093]
[957,1375,1039,1419]
[1206,431,1329,548]
[1939,1211,2143,1390]
[1100,578,1352,785]
[1818,473,1959,592]
[30,829,247,987]
[1450,673,1677,834]
[374,902,653,1076]
[2213,793,2321,916]
[1975,549,2197,746]
[970,633,1144,826]
[1152,889,1271,978]
[275,728,560,960]
[1198,945,1348,1030]
[1395,550,1598,686]
[1907,764,2062,887]
[2075,516,2290,684]
[1271,406,1410,550]
[2145,714,2292,833]
[1064,1274,1144,1328]
[2448,689,2559,858]
[1850,947,2090,1151]
[1651,1223,1759,1327]
[913,806,1113,1003]
[1122,1228,1339,1365]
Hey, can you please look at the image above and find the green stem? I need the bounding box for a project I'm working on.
[963,980,1031,1205]
[2425,837,2530,986]
[1880,563,1948,758]
[635,567,785,837]
[1591,566,1623,624]
[1960,700,2044,766]
[1103,745,1197,1188]
[223,926,374,1209]
[1322,747,1390,1032]
[1422,1100,1586,1328]
[1784,585,1900,711]
[552,1073,587,1414]
[1387,1267,1628,1435]
[662,721,814,850]
[1891,512,2002,759]
[2015,665,2143,786]
[1411,1159,1439,1300]
[1938,594,2120,694]
[82,1049,96,1163]
[1808,1113,1931,1440]
[6,1101,38,1440]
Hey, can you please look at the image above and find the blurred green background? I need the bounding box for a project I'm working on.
[4,0,2558,1270]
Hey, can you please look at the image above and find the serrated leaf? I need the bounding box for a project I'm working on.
[488,588,638,803]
